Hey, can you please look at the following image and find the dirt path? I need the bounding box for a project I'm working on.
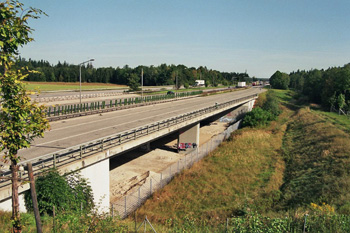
[109,122,227,203]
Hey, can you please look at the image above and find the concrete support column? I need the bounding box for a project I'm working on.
[80,159,110,213]
[178,123,200,152]
[139,142,151,152]
[243,100,256,112]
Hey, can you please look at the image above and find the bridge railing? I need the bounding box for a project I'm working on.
[0,94,257,190]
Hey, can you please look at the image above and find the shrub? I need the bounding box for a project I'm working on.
[242,107,274,127]
[262,91,282,117]
[24,169,94,215]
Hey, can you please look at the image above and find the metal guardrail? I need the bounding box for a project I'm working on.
[33,91,125,103]
[0,94,257,191]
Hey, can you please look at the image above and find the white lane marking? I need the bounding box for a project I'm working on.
[33,107,182,146]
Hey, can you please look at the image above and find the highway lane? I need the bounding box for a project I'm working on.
[19,88,262,161]
[30,86,174,99]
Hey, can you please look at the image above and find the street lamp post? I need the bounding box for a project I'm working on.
[79,59,94,107]
[141,68,143,103]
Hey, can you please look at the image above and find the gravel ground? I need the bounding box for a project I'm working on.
[109,122,227,202]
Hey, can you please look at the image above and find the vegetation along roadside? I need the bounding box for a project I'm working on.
[130,89,350,232]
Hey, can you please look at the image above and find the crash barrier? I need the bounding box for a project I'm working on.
[45,91,203,120]
[33,91,124,103]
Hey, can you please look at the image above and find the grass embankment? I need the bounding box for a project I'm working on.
[138,128,285,223]
[132,89,350,231]
[24,82,127,92]
[281,108,350,211]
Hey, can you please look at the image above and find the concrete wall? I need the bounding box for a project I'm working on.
[0,193,26,213]
[0,159,110,213]
[79,158,110,213]
[243,99,255,111]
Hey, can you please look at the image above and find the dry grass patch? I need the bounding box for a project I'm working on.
[136,125,287,225]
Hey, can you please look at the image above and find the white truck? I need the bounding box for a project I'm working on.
[237,82,246,88]
[194,80,205,86]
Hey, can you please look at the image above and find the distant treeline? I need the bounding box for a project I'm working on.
[16,58,252,88]
[270,63,350,110]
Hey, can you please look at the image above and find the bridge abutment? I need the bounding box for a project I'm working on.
[178,123,200,152]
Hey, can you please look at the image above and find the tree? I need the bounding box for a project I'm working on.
[337,93,346,111]
[0,1,48,231]
[128,73,140,91]
[269,71,290,90]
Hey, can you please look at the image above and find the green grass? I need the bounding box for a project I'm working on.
[272,89,295,103]
[311,109,350,134]
[24,82,127,92]
[280,107,350,209]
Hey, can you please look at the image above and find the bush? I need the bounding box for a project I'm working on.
[262,90,282,116]
[242,107,274,127]
[24,169,94,215]
[242,90,282,128]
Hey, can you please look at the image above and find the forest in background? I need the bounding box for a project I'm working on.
[15,58,255,88]
[269,63,350,111]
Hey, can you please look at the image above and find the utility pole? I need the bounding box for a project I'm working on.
[141,68,143,103]
[176,71,178,99]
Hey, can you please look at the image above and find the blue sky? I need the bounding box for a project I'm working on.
[19,0,350,78]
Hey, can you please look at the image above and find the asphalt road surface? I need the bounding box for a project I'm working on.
[18,88,262,162]
[30,86,174,99]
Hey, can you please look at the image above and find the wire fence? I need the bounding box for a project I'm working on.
[111,119,243,219]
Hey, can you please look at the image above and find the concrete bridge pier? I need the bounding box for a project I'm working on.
[79,159,110,213]
[0,159,111,214]
[243,99,255,112]
[138,142,151,152]
[177,123,200,152]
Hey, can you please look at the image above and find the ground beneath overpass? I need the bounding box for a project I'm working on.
[109,121,227,203]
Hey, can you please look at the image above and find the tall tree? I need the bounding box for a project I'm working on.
[128,73,140,91]
[269,70,290,90]
[0,1,49,231]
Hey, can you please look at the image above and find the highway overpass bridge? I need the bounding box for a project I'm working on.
[0,88,261,212]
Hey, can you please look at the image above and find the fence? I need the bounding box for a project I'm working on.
[111,119,243,219]
[33,91,125,103]
[45,91,203,121]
